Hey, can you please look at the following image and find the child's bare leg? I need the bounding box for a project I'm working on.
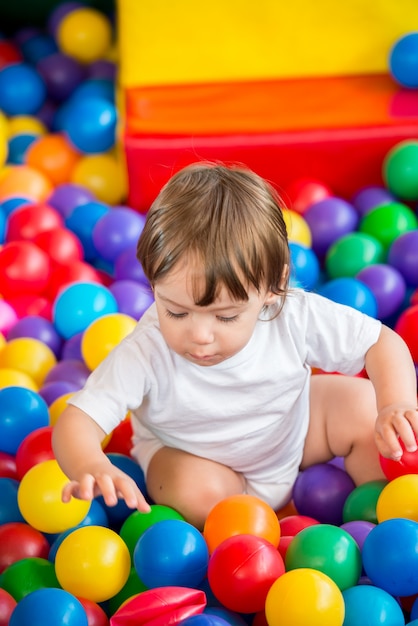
[301,374,385,484]
[146,447,246,529]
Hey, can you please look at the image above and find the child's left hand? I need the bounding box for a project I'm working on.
[375,404,418,461]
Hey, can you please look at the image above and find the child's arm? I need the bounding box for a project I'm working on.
[365,324,418,461]
[52,405,151,512]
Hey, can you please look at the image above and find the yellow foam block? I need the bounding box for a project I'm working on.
[117,0,418,87]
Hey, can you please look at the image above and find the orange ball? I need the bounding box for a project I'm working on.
[203,494,281,554]
[0,165,53,202]
[25,133,80,186]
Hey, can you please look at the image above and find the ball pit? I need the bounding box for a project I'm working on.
[0,6,418,626]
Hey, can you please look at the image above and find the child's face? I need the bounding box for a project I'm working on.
[153,260,278,367]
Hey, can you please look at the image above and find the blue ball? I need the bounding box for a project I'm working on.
[71,78,115,104]
[63,96,117,153]
[65,201,110,261]
[7,133,38,164]
[52,282,118,339]
[289,242,320,290]
[363,518,418,597]
[0,387,49,455]
[317,277,378,317]
[0,63,46,115]
[181,616,231,626]
[342,585,405,626]
[0,477,25,525]
[389,32,418,89]
[134,519,209,589]
[9,588,88,626]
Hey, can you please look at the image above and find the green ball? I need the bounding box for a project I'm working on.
[285,524,362,591]
[383,140,418,200]
[342,479,388,524]
[107,567,147,614]
[359,202,418,250]
[1,557,59,601]
[119,504,185,558]
[325,232,384,278]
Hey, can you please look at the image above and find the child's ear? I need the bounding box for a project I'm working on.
[264,264,289,305]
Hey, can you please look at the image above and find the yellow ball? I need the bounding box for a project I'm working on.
[0,111,8,167]
[376,474,418,523]
[0,367,38,390]
[71,153,127,205]
[48,391,75,426]
[57,8,112,64]
[283,209,312,247]
[0,337,56,387]
[81,312,136,370]
[7,115,47,138]
[17,459,90,533]
[55,525,131,602]
[265,568,345,626]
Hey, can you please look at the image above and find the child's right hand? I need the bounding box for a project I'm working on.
[61,465,151,513]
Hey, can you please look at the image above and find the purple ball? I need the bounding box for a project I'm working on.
[43,359,90,387]
[38,380,80,406]
[92,208,146,262]
[114,244,149,285]
[87,59,117,82]
[304,197,359,257]
[292,463,356,526]
[351,186,396,218]
[6,315,63,358]
[61,332,83,361]
[47,183,95,219]
[356,263,406,319]
[47,2,83,37]
[37,52,87,102]
[388,230,418,287]
[109,280,154,320]
[340,520,376,552]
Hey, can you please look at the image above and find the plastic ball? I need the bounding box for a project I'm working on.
[63,96,117,153]
[304,197,358,257]
[359,201,418,249]
[379,435,418,480]
[134,519,209,589]
[395,304,418,362]
[282,209,311,246]
[0,522,50,573]
[92,207,145,262]
[388,230,418,288]
[278,514,320,536]
[111,587,206,625]
[203,494,281,554]
[57,8,112,64]
[7,133,37,164]
[285,524,361,590]
[9,587,88,626]
[48,2,84,37]
[33,227,84,266]
[5,202,62,244]
[342,584,405,626]
[114,244,149,284]
[0,165,53,203]
[325,232,384,279]
[0,300,18,335]
[76,598,109,626]
[376,474,418,522]
[284,177,333,215]
[0,368,37,391]
[208,534,285,614]
[46,259,105,301]
[362,518,418,597]
[317,277,378,317]
[107,567,148,615]
[389,32,418,89]
[55,525,131,602]
[65,200,109,260]
[292,463,356,526]
[0,588,17,626]
[265,568,345,626]
[37,51,86,102]
[342,479,387,524]
[0,337,56,387]
[181,616,231,626]
[25,132,80,185]
[60,332,83,360]
[289,242,320,290]
[0,63,46,115]
[48,182,95,219]
[1,556,59,601]
[0,478,24,525]
[17,459,90,533]
[48,391,76,426]
[0,39,22,67]
[356,263,406,319]
[0,452,17,480]
[340,520,376,553]
[53,281,118,339]
[81,312,136,370]
[6,115,46,138]
[109,280,154,320]
[15,425,55,479]
[43,358,90,387]
[0,386,49,455]
[351,185,396,217]
[21,33,58,65]
[383,140,418,200]
[120,504,185,558]
[71,153,127,205]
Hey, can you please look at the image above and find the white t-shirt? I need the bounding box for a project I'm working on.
[69,289,381,497]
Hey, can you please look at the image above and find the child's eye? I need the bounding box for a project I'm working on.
[217,315,239,323]
[166,310,187,319]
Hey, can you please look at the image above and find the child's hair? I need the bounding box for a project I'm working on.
[137,162,290,306]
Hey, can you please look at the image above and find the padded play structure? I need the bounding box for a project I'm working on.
[116,0,418,212]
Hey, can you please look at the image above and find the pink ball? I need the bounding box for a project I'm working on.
[0,300,18,334]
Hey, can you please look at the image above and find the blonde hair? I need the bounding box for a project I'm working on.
[137,162,290,306]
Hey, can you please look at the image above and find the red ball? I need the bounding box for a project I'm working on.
[33,227,84,266]
[0,241,50,298]
[0,588,17,626]
[279,514,320,537]
[395,304,418,363]
[0,452,18,479]
[6,294,52,320]
[284,177,333,214]
[207,534,285,614]
[15,425,55,480]
[46,259,105,301]
[102,416,133,457]
[0,41,22,69]
[379,434,418,481]
[277,535,293,561]
[77,597,109,626]
[5,202,63,242]
[0,522,50,574]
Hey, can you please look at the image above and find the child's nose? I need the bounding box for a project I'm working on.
[190,319,214,344]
